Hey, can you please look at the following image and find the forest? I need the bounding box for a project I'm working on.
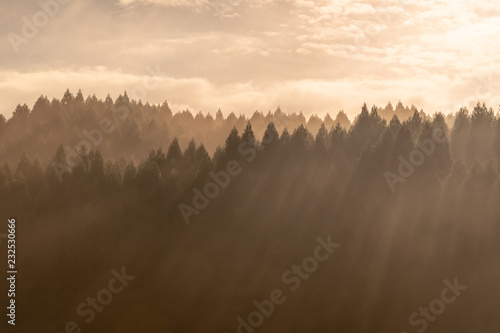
[1,90,499,332]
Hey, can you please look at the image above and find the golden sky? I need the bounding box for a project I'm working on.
[1,0,499,118]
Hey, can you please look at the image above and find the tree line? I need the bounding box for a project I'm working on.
[1,95,500,332]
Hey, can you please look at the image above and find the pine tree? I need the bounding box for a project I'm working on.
[224,127,241,160]
[314,123,328,157]
[241,122,256,146]
[166,138,183,165]
[61,89,74,106]
[123,162,137,187]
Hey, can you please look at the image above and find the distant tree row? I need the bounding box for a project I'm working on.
[0,89,357,166]
[2,101,499,219]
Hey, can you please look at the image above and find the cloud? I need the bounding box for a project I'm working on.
[1,0,500,120]
[118,0,209,8]
[1,67,498,121]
